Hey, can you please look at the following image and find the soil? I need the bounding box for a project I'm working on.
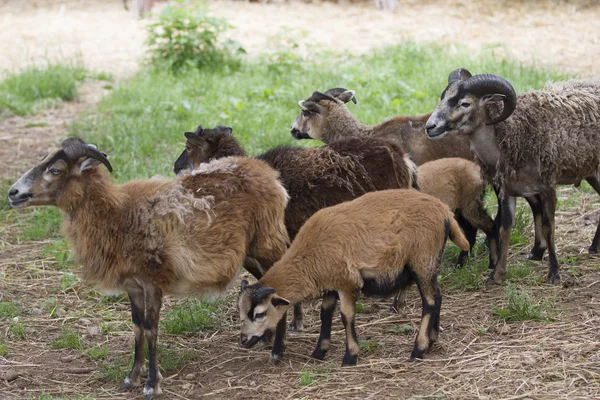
[0,1,599,399]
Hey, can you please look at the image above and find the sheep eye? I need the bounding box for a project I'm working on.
[254,311,266,319]
[186,146,192,152]
[461,102,471,108]
[49,167,61,176]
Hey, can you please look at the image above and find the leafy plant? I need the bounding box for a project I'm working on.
[493,285,555,322]
[87,345,108,361]
[51,329,83,350]
[0,339,8,357]
[161,298,223,334]
[9,320,26,339]
[41,240,73,270]
[0,302,19,319]
[146,0,244,71]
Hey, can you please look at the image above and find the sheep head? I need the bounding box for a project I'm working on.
[290,88,357,142]
[8,137,112,209]
[238,280,290,349]
[173,124,238,175]
[425,68,517,139]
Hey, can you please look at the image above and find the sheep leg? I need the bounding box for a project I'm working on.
[289,303,304,331]
[338,290,359,366]
[454,214,477,267]
[120,288,146,391]
[242,256,265,280]
[311,291,338,360]
[525,195,547,261]
[461,200,498,269]
[270,311,288,364]
[584,176,600,253]
[540,189,560,284]
[489,194,516,285]
[389,288,407,313]
[410,270,441,360]
[143,285,163,400]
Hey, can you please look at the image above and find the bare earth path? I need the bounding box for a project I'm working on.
[1,1,600,399]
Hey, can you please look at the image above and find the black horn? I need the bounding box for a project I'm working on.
[63,144,113,172]
[307,91,338,104]
[448,68,472,84]
[324,88,357,104]
[464,74,517,124]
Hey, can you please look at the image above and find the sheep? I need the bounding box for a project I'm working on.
[425,68,600,285]
[290,87,474,165]
[8,137,290,399]
[174,124,416,329]
[238,189,470,365]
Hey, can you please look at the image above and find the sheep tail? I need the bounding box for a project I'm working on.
[447,215,470,251]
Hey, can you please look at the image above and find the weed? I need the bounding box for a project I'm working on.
[157,345,198,372]
[51,329,83,350]
[41,240,73,270]
[19,207,62,241]
[476,327,489,336]
[41,298,58,318]
[355,301,365,314]
[146,0,244,71]
[0,61,86,115]
[0,301,20,319]
[100,356,131,383]
[388,324,413,335]
[510,202,532,247]
[0,339,8,357]
[358,339,380,352]
[87,345,108,361]
[59,272,78,291]
[299,370,314,386]
[299,364,336,387]
[9,320,26,339]
[161,298,223,334]
[25,121,49,128]
[493,285,555,322]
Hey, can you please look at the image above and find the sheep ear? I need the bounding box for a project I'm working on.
[298,100,309,110]
[214,126,233,136]
[337,90,356,104]
[240,279,249,292]
[482,93,506,104]
[271,295,290,308]
[448,68,472,84]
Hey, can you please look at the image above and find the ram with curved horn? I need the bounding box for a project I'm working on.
[426,68,600,285]
[8,137,290,399]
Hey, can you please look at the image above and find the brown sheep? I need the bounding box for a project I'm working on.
[238,189,470,366]
[8,137,289,399]
[174,124,416,330]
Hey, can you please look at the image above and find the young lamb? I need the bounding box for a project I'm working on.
[174,124,416,329]
[238,189,470,365]
[425,68,600,284]
[8,137,290,399]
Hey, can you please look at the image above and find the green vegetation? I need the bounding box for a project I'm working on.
[51,329,83,350]
[358,339,380,352]
[161,298,223,334]
[86,345,108,361]
[9,320,26,339]
[19,208,62,241]
[299,364,336,387]
[0,301,20,319]
[41,240,73,270]
[388,324,413,335]
[493,285,555,322]
[146,0,244,71]
[0,61,87,115]
[0,339,8,357]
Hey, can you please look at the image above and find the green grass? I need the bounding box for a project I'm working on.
[0,339,8,357]
[86,345,108,361]
[358,339,380,352]
[299,364,336,387]
[0,301,20,318]
[493,285,555,322]
[19,208,62,241]
[40,240,73,270]
[388,324,413,335]
[51,329,83,350]
[161,298,223,334]
[0,62,87,116]
[68,41,566,183]
[9,320,26,339]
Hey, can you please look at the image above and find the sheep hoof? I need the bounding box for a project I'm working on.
[388,305,399,314]
[527,248,545,261]
[288,321,303,332]
[341,354,358,366]
[409,347,424,360]
[311,348,327,360]
[120,375,140,391]
[588,247,598,255]
[485,277,501,286]
[270,352,284,364]
[546,273,561,285]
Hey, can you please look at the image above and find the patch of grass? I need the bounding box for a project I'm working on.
[440,247,490,292]
[299,369,314,386]
[58,272,78,291]
[505,261,541,285]
[388,324,413,335]
[299,364,336,387]
[510,202,532,247]
[100,356,131,383]
[161,298,223,334]
[476,327,489,336]
[87,345,108,361]
[0,339,8,357]
[493,285,555,322]
[9,320,26,339]
[25,120,48,128]
[0,301,20,318]
[358,339,380,352]
[0,61,87,116]
[355,300,365,314]
[19,207,62,241]
[157,345,198,373]
[41,297,59,318]
[41,239,73,270]
[70,41,566,184]
[51,329,83,350]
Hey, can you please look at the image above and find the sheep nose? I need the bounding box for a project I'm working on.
[240,333,248,346]
[8,188,19,199]
[425,122,437,135]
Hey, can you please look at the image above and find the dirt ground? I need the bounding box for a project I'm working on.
[1,1,600,399]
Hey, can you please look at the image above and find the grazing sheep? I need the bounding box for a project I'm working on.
[425,68,600,284]
[290,87,474,165]
[238,189,470,365]
[174,124,416,329]
[8,137,289,399]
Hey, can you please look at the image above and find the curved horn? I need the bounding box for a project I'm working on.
[448,68,472,84]
[60,137,87,148]
[464,74,517,124]
[325,87,357,104]
[63,144,113,172]
[307,91,338,104]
